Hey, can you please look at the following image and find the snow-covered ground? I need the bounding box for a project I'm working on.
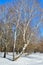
[0,52,43,65]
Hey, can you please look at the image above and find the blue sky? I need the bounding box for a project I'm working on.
[0,0,43,8]
[0,0,12,4]
[0,0,43,9]
[38,0,43,8]
[0,0,43,6]
[0,0,43,39]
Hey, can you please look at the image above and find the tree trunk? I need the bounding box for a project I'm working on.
[4,46,6,58]
[13,40,30,60]
[23,29,26,43]
[13,31,16,61]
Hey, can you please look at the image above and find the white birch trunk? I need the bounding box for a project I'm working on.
[13,31,16,61]
[23,29,26,43]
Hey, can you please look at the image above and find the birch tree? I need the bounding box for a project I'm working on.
[0,0,42,61]
[13,0,42,60]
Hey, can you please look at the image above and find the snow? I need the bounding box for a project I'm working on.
[0,52,43,65]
